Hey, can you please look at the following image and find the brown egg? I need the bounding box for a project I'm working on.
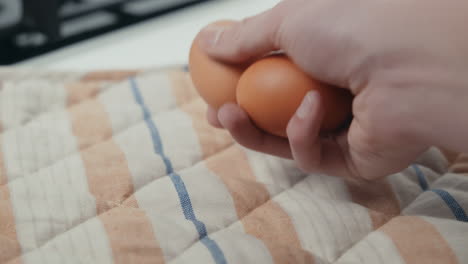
[237,55,353,138]
[189,20,247,109]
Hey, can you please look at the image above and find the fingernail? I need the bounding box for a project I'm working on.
[296,91,318,120]
[198,25,225,48]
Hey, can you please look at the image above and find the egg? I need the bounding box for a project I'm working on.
[189,20,246,109]
[237,55,353,138]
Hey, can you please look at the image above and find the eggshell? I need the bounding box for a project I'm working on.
[237,55,353,137]
[189,20,246,109]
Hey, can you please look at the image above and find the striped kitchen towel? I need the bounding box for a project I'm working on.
[0,66,467,264]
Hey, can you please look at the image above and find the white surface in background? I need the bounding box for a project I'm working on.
[17,0,280,71]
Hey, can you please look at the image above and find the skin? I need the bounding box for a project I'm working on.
[197,0,468,181]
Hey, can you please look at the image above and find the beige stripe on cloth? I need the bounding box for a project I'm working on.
[206,146,270,221]
[0,195,22,264]
[242,200,316,264]
[168,71,199,106]
[0,141,22,264]
[99,207,165,264]
[347,179,401,229]
[381,216,458,264]
[69,99,115,150]
[0,141,6,186]
[80,139,135,213]
[70,99,134,211]
[81,70,139,82]
[70,95,161,262]
[181,99,234,159]
[66,82,102,106]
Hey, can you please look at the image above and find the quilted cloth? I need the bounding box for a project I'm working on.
[0,66,467,264]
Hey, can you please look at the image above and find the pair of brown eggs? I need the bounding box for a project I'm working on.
[189,20,353,138]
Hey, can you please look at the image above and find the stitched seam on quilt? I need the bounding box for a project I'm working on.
[330,166,453,263]
[0,66,184,135]
[0,66,388,263]
[0,69,164,135]
[1,142,236,263]
[167,173,311,264]
[5,143,298,264]
[0,80,117,134]
[0,79,201,187]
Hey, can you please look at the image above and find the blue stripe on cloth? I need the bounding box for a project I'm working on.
[431,189,468,222]
[412,164,468,222]
[412,165,429,191]
[130,78,227,264]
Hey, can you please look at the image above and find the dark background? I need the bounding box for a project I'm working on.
[0,0,213,65]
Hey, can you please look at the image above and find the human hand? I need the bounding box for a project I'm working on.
[199,0,468,180]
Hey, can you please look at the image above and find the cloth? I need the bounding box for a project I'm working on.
[0,66,467,264]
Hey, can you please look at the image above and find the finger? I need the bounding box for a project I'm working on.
[206,106,223,128]
[286,91,324,172]
[218,103,292,159]
[197,1,294,63]
[286,91,357,178]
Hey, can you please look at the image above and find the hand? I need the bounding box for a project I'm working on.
[200,0,468,180]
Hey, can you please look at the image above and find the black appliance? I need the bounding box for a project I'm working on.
[0,0,212,64]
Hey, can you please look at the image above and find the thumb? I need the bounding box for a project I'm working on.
[196,1,293,63]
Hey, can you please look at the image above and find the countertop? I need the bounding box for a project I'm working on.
[16,0,280,71]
